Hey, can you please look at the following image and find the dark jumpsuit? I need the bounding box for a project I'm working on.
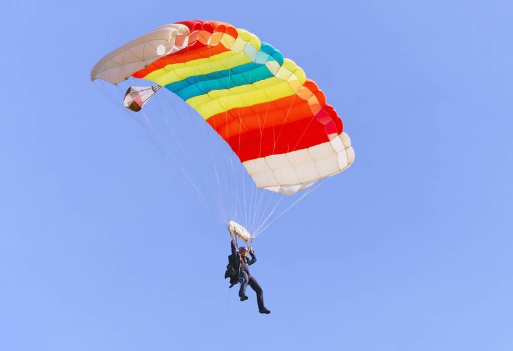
[231,241,266,311]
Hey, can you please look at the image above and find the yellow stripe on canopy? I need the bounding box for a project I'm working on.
[187,59,307,119]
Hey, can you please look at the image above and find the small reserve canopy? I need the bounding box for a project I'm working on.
[123,86,161,112]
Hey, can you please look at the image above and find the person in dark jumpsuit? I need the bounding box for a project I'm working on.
[230,236,271,314]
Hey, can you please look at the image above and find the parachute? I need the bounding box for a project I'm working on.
[91,20,354,238]
[123,86,161,112]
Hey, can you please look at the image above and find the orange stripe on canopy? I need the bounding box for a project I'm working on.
[133,45,230,78]
[207,80,327,140]
[133,20,238,79]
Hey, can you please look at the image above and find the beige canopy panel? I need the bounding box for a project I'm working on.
[90,24,191,84]
[243,132,355,195]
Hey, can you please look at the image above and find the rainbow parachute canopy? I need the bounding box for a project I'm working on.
[91,20,354,195]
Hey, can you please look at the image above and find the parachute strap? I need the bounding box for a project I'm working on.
[247,237,254,250]
[232,233,239,250]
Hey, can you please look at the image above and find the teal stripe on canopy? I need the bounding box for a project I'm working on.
[165,43,284,101]
[166,64,273,100]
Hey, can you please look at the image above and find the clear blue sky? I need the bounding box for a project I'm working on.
[1,0,512,350]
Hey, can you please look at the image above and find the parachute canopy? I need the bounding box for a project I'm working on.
[91,20,354,195]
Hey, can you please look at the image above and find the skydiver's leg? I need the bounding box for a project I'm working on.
[248,276,266,311]
[239,270,249,300]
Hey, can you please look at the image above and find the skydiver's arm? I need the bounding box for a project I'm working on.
[231,240,237,256]
[248,251,257,265]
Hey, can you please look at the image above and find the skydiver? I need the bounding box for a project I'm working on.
[230,236,271,314]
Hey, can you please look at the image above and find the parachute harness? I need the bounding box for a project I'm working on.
[230,232,255,282]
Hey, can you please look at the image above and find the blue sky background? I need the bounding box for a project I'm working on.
[1,0,512,350]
